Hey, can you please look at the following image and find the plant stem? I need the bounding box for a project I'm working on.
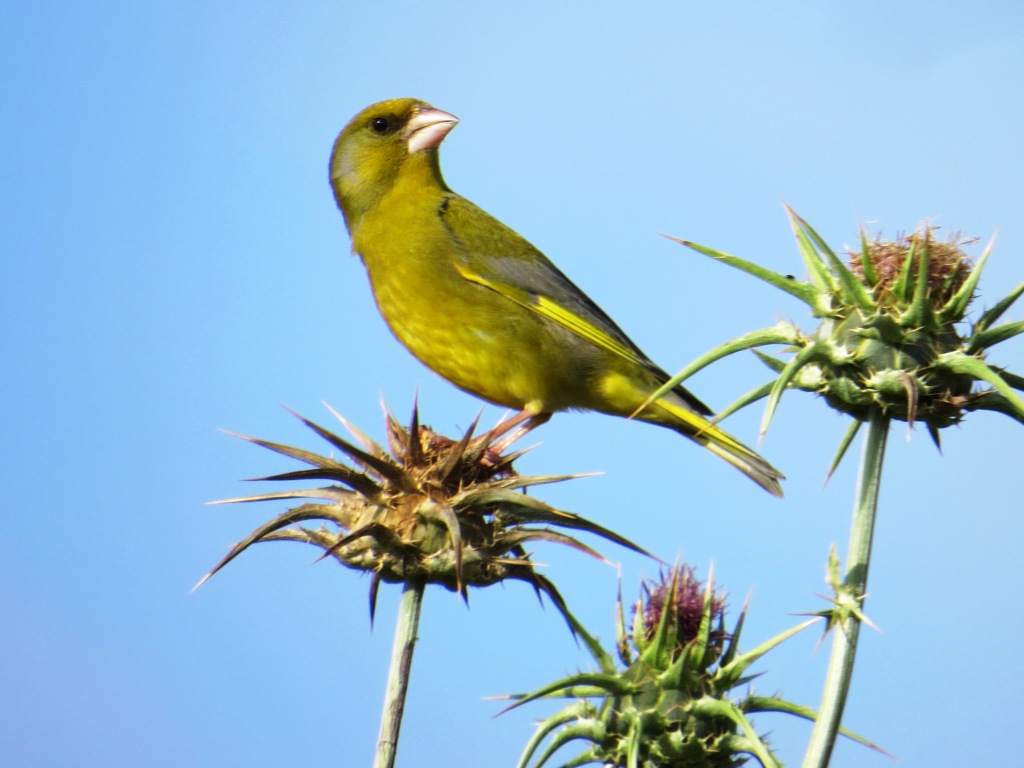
[374,578,426,768]
[802,410,889,768]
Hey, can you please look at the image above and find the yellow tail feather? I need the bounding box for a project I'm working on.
[652,397,785,497]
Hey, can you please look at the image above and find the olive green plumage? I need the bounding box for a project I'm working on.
[329,98,783,496]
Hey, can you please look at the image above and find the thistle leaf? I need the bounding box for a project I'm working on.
[752,349,788,373]
[640,568,680,669]
[625,718,642,768]
[719,595,749,668]
[453,486,567,513]
[405,398,423,466]
[791,208,873,311]
[717,617,818,684]
[891,235,917,304]
[514,703,593,768]
[615,587,633,667]
[975,278,1024,332]
[631,324,800,419]
[786,207,838,299]
[221,430,343,471]
[192,503,342,591]
[693,576,718,665]
[857,224,878,287]
[258,526,342,552]
[436,411,481,483]
[477,494,652,558]
[714,379,775,422]
[938,233,995,323]
[502,529,609,563]
[324,401,387,457]
[518,715,603,768]
[424,501,464,594]
[553,603,619,672]
[282,408,412,490]
[901,230,935,329]
[999,369,1024,391]
[368,570,382,625]
[505,672,635,712]
[691,698,779,768]
[966,320,1024,354]
[937,352,1024,421]
[247,467,381,497]
[964,393,1024,427]
[663,233,821,306]
[559,748,603,768]
[210,484,353,505]
[482,473,599,491]
[317,521,403,563]
[825,419,862,484]
[742,697,888,753]
[760,343,829,441]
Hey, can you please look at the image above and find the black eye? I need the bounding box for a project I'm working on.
[370,115,395,135]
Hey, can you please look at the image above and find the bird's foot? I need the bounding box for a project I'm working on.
[475,410,551,463]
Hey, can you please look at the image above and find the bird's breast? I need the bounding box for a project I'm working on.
[357,235,590,413]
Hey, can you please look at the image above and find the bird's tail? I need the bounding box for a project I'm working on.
[652,396,785,497]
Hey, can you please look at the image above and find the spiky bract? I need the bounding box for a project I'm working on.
[197,403,646,620]
[657,209,1024,469]
[510,567,820,768]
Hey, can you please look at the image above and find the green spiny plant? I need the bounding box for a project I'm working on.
[654,208,1024,767]
[507,566,868,768]
[197,402,648,768]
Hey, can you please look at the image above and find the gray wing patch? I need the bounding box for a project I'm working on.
[438,194,712,416]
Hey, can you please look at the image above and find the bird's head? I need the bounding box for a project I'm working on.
[329,98,459,231]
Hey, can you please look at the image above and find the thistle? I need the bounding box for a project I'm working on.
[196,403,645,610]
[657,208,1024,465]
[510,566,836,768]
[655,208,1024,767]
[197,402,647,768]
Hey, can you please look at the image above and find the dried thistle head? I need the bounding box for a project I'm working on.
[195,402,647,621]
[848,229,973,307]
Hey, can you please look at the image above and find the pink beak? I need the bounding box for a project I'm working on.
[404,107,459,153]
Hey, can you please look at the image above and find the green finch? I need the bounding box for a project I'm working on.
[329,98,783,496]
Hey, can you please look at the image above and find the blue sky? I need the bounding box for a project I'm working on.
[4,2,1023,766]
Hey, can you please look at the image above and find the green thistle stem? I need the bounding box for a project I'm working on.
[374,578,426,768]
[803,410,889,768]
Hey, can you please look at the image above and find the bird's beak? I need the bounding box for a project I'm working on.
[404,107,459,153]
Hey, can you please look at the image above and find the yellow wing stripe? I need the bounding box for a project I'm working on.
[655,396,733,445]
[656,395,783,496]
[454,263,783,496]
[454,262,648,367]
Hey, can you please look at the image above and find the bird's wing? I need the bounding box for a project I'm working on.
[440,195,712,416]
[455,256,652,362]
[440,196,650,361]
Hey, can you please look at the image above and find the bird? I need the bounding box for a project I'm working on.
[329,98,783,496]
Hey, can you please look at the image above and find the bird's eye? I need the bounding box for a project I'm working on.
[370,116,395,135]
